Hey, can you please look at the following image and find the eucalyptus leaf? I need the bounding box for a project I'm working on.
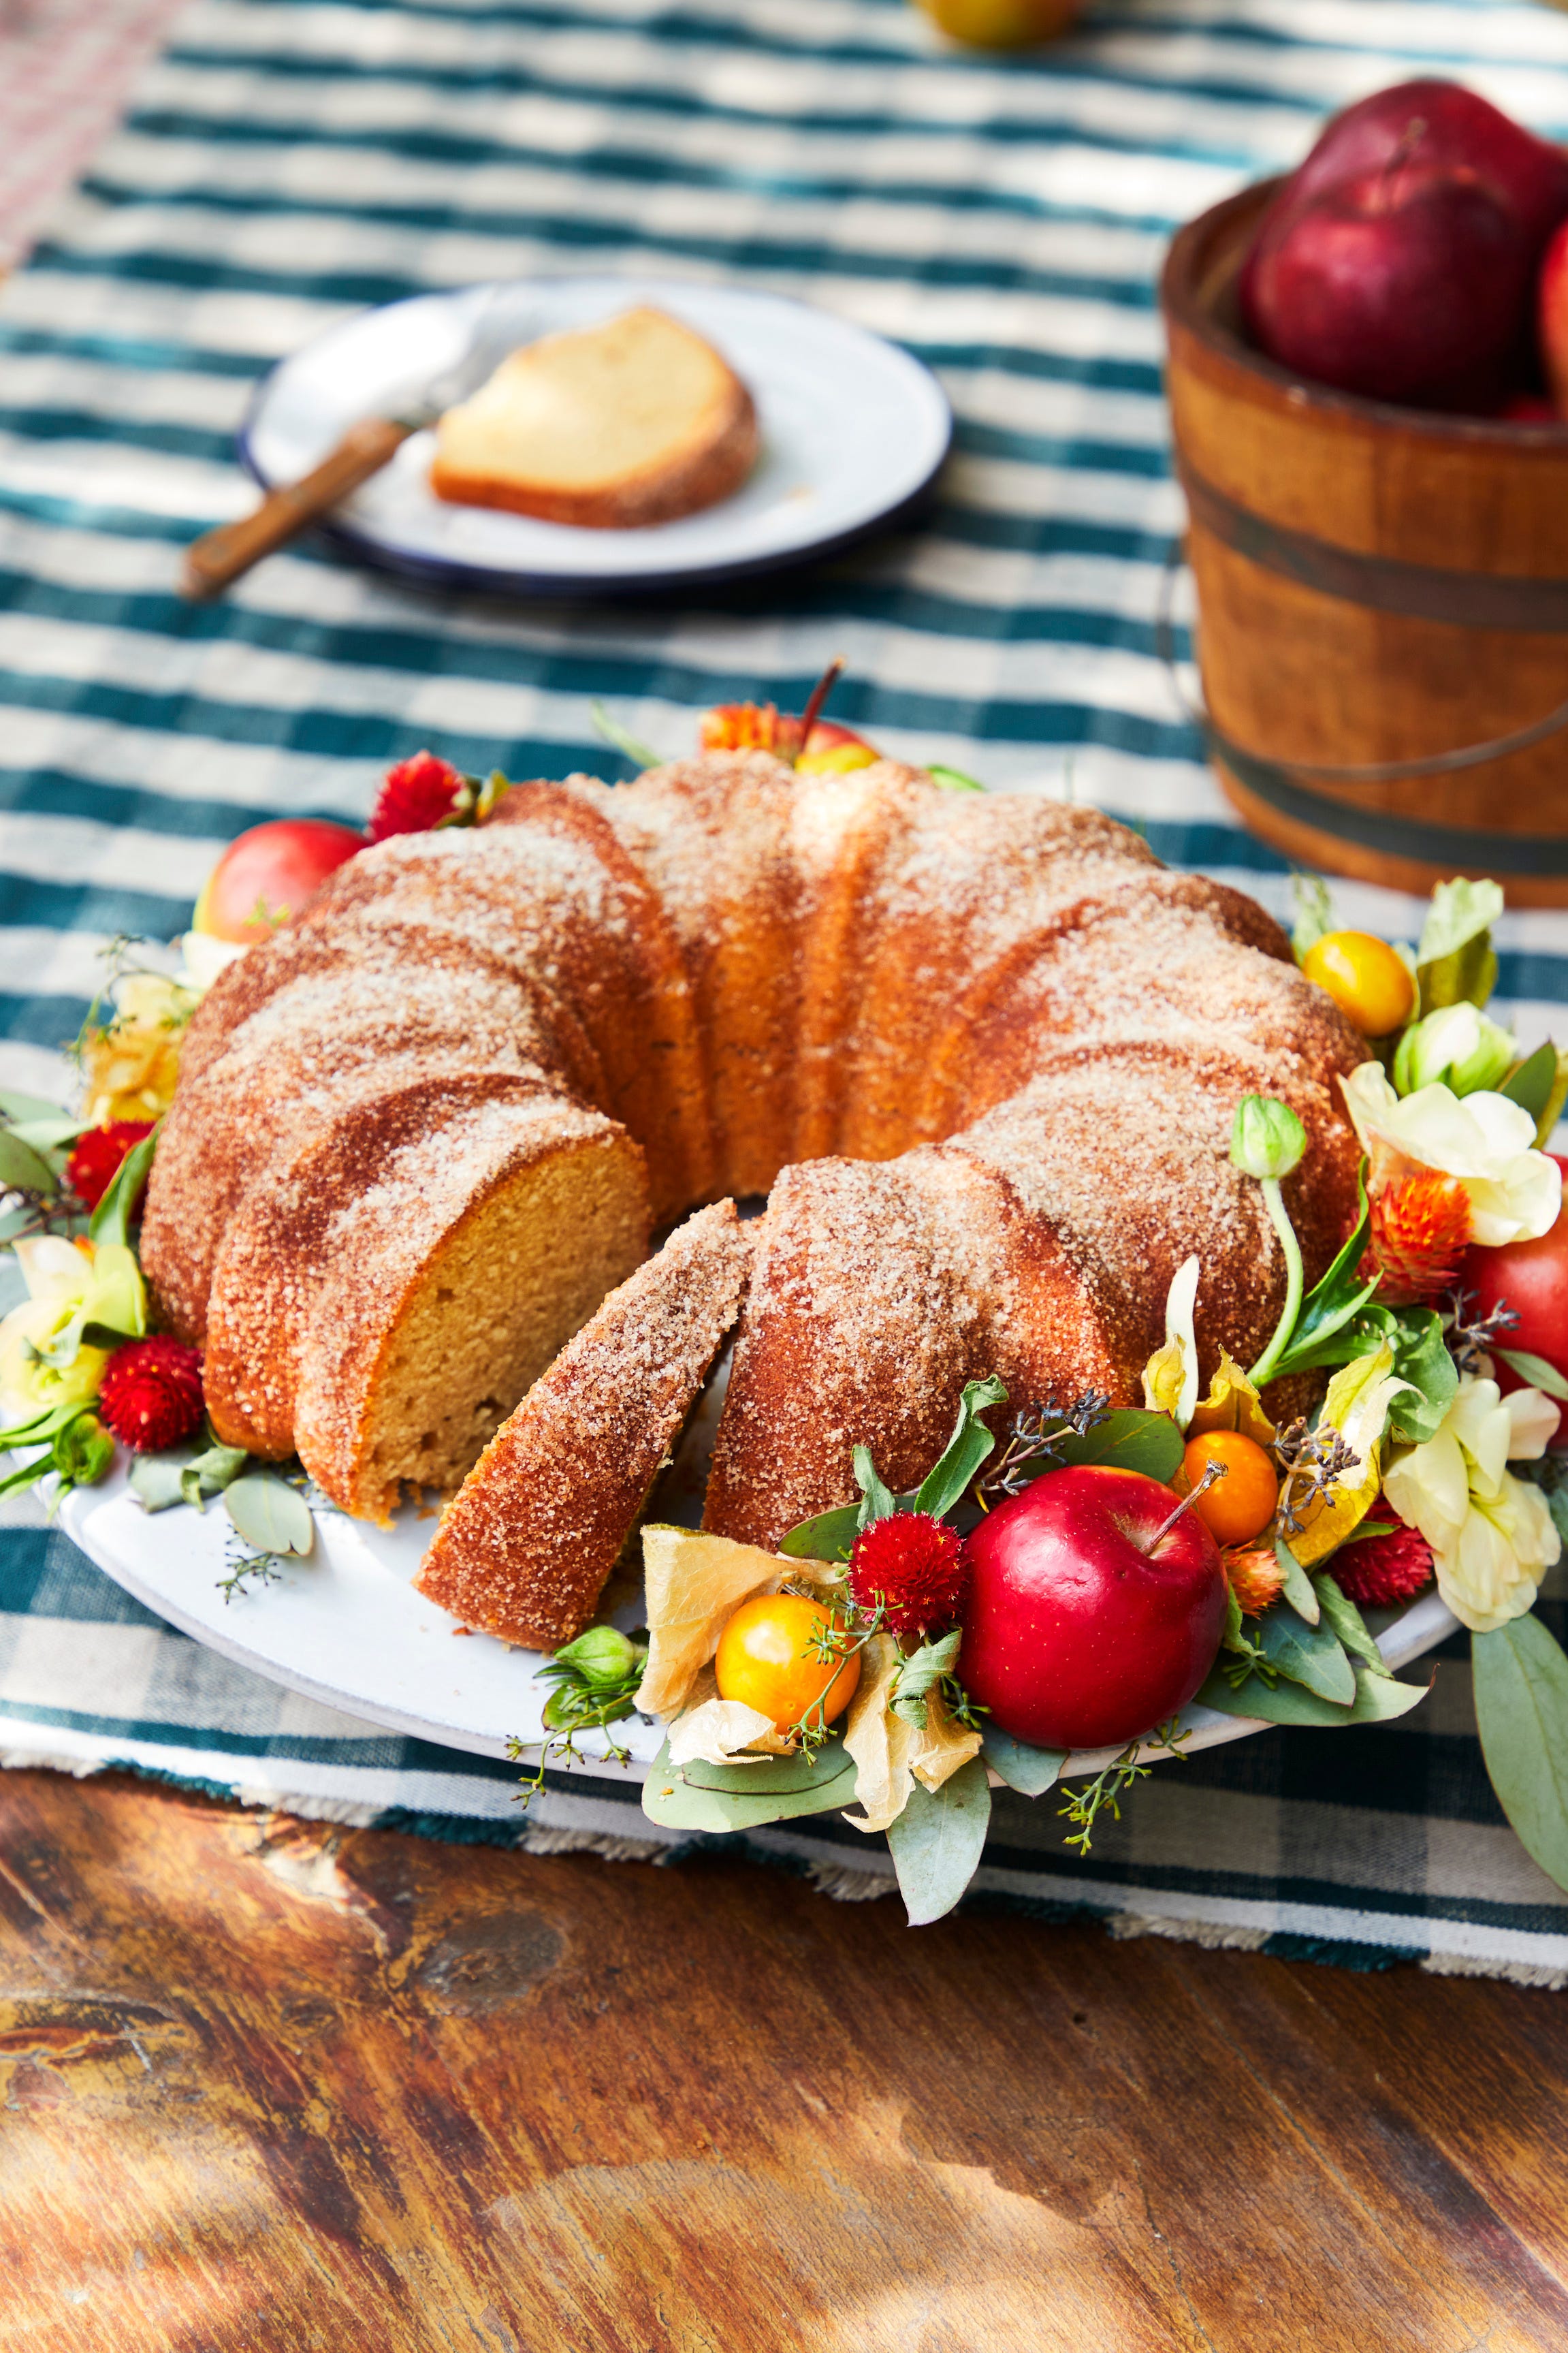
[890,1629,962,1728]
[914,1375,1008,1519]
[223,1472,314,1558]
[1501,1042,1559,1128]
[1049,1407,1184,1483]
[1196,1664,1431,1726]
[1312,1573,1392,1679]
[1255,1599,1356,1705]
[1473,1615,1568,1896]
[885,1756,991,1926]
[679,1738,855,1798]
[89,1124,159,1246]
[1496,1348,1568,1404]
[130,1451,196,1513]
[187,1441,255,1492]
[0,1089,75,1126]
[1273,1537,1320,1626]
[640,1736,855,1831]
[10,1116,85,1157]
[0,1127,60,1197]
[980,1724,1066,1796]
[780,1501,866,1562]
[854,1443,898,1529]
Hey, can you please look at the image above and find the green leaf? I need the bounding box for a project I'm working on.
[1386,1308,1459,1442]
[1273,1538,1320,1626]
[1417,878,1502,1014]
[223,1472,315,1558]
[885,1756,992,1926]
[1051,1407,1184,1483]
[1196,1664,1431,1726]
[78,1321,143,1352]
[679,1739,855,1798]
[89,1123,160,1245]
[0,1127,60,1197]
[130,1451,195,1513]
[780,1502,865,1562]
[890,1629,963,1728]
[1312,1573,1393,1679]
[1255,1598,1356,1705]
[1290,872,1334,961]
[590,699,661,773]
[640,1736,855,1831]
[1473,1615,1568,1895]
[1501,1042,1559,1127]
[927,763,986,793]
[913,1375,1008,1519]
[1497,1348,1568,1405]
[853,1443,899,1530]
[1271,1163,1380,1380]
[980,1724,1066,1796]
[0,1090,75,1126]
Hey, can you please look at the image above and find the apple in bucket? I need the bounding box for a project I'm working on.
[960,1465,1229,1752]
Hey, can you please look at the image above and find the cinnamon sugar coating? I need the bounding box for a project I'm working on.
[139,753,1365,1592]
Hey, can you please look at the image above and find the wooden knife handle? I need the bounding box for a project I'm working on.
[181,415,414,599]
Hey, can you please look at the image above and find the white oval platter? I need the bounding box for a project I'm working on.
[240,277,953,597]
[57,1354,1458,1789]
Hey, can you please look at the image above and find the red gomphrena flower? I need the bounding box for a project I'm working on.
[65,1120,156,1212]
[368,751,468,843]
[1331,1517,1435,1610]
[1360,1171,1472,1306]
[848,1510,970,1641]
[97,1337,204,1453]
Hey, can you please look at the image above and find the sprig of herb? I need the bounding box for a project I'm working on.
[1273,1419,1360,1537]
[510,1626,648,1805]
[1446,1284,1521,1378]
[977,1391,1112,1502]
[1058,1718,1189,1856]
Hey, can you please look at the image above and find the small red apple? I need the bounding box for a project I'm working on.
[1466,1154,1568,1397]
[961,1466,1228,1752]
[1243,163,1532,411]
[1539,221,1568,420]
[1279,80,1568,255]
[192,817,362,945]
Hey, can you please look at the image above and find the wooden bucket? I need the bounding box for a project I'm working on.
[1160,180,1568,907]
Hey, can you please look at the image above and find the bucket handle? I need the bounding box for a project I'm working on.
[1157,538,1568,785]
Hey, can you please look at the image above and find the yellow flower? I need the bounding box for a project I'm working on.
[80,934,243,1124]
[1382,1377,1561,1634]
[1141,1254,1200,1429]
[1285,1343,1412,1568]
[0,1237,146,1417]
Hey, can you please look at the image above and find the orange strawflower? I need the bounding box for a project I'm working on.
[1223,1545,1285,1616]
[699,701,803,759]
[1360,1171,1471,1306]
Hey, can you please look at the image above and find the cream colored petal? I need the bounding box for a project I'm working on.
[13,1236,91,1307]
[667,1698,788,1768]
[1383,1428,1469,1550]
[1450,1378,1514,1498]
[1437,1504,1538,1635]
[1503,1387,1562,1464]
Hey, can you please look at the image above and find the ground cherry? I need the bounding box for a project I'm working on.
[714,1594,861,1735]
[1300,930,1416,1039]
[1181,1430,1281,1549]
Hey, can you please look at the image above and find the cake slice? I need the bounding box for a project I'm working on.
[428,305,758,529]
[415,1199,754,1648]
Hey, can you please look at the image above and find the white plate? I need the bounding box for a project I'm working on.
[240,278,953,597]
[58,1351,1458,1789]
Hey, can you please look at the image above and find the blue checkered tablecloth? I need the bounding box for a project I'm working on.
[5,0,1568,1975]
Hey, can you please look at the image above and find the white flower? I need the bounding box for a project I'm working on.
[1382,1375,1562,1633]
[1392,1003,1516,1099]
[1339,1064,1561,1246]
[0,1237,146,1419]
[1141,1254,1200,1431]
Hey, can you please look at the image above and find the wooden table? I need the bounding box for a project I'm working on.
[4,1769,1568,2351]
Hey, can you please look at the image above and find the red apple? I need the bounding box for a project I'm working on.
[961,1466,1228,1752]
[1465,1154,1568,1397]
[1540,221,1568,420]
[1243,163,1532,410]
[1279,80,1568,255]
[192,817,362,945]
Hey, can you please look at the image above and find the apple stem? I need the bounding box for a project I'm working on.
[1143,1459,1226,1553]
[797,655,846,748]
[1246,1176,1305,1391]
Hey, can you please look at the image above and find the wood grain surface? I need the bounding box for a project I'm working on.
[4,1769,1568,2352]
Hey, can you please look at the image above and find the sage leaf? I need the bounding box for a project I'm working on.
[223,1472,314,1558]
[886,1756,991,1926]
[89,1124,160,1246]
[1274,1538,1320,1626]
[1051,1407,1184,1483]
[1312,1572,1393,1678]
[1496,1348,1568,1405]
[1501,1041,1559,1128]
[781,1501,865,1562]
[980,1724,1066,1796]
[889,1628,962,1728]
[0,1127,60,1197]
[131,1451,196,1513]
[914,1375,1008,1519]
[1255,1599,1356,1705]
[1196,1664,1430,1726]
[853,1443,898,1529]
[1473,1615,1568,1895]
[640,1736,854,1831]
[186,1442,251,1492]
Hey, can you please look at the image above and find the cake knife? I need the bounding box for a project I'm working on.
[181,294,536,600]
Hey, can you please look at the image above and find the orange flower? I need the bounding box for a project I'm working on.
[1360,1171,1471,1305]
[1223,1545,1285,1616]
[699,701,803,759]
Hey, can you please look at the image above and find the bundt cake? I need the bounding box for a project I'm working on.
[139,751,1366,1641]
